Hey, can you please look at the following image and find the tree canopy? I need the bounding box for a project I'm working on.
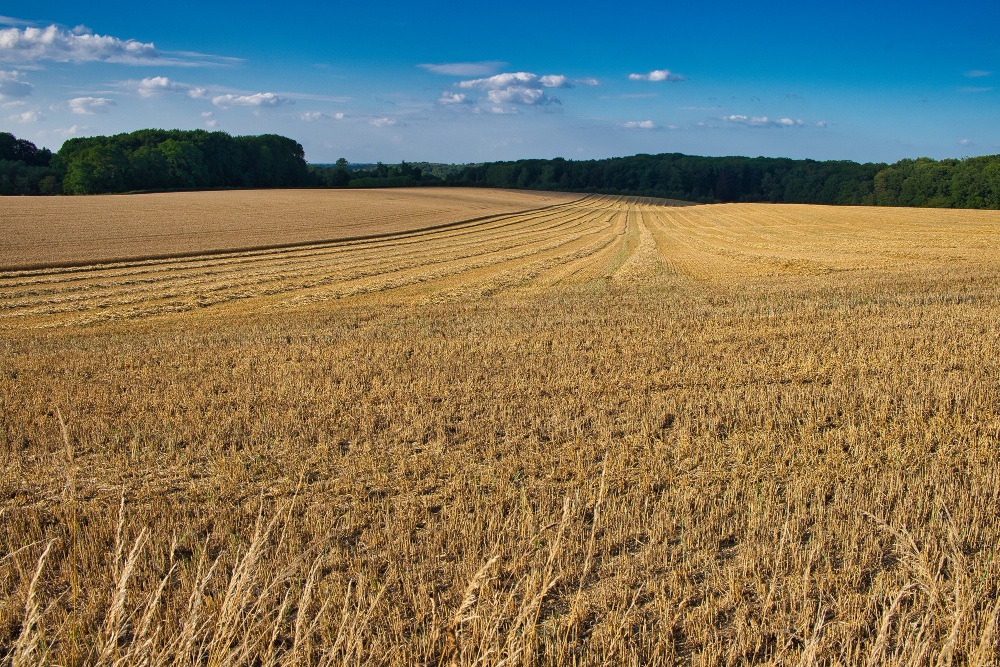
[56,129,309,194]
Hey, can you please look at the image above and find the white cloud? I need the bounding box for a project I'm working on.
[8,109,43,122]
[458,72,537,89]
[574,77,601,86]
[815,121,827,128]
[212,92,289,108]
[457,72,572,89]
[135,75,182,97]
[1,99,25,108]
[486,86,557,106]
[629,69,685,82]
[418,61,506,76]
[0,24,237,66]
[205,119,217,128]
[451,71,583,109]
[623,120,656,129]
[188,86,208,99]
[964,70,991,78]
[201,111,213,118]
[723,114,806,128]
[0,24,160,64]
[959,138,972,146]
[489,106,519,115]
[538,74,570,88]
[69,96,116,114]
[370,117,397,127]
[960,86,992,93]
[299,111,338,121]
[438,92,469,105]
[0,69,31,98]
[334,112,344,120]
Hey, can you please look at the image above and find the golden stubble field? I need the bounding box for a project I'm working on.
[0,187,581,269]
[1,192,999,665]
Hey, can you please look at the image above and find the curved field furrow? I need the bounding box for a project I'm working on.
[4,201,628,326]
[0,207,582,311]
[0,204,599,312]
[528,211,627,286]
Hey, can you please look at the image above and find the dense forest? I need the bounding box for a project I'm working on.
[308,152,1000,209]
[1,130,308,195]
[2,130,1000,208]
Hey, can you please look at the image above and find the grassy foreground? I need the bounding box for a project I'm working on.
[1,196,999,665]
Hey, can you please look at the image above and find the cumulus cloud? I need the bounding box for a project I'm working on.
[628,69,685,82]
[128,75,218,100]
[370,117,397,127]
[538,74,569,88]
[457,72,572,89]
[815,121,827,128]
[438,92,469,105]
[574,77,601,86]
[486,86,559,106]
[299,111,342,121]
[8,109,43,122]
[964,70,991,78]
[622,120,656,129]
[0,24,160,64]
[135,75,183,97]
[0,24,238,66]
[418,61,506,76]
[959,138,972,146]
[69,96,116,114]
[450,71,586,109]
[723,114,806,128]
[0,69,31,98]
[212,92,289,108]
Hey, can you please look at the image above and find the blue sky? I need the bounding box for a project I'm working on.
[1,1,997,164]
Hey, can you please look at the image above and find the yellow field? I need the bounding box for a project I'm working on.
[2,193,999,665]
[0,187,580,269]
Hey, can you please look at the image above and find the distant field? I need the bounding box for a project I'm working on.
[0,187,582,269]
[2,195,1000,665]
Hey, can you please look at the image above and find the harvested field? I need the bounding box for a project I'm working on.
[2,193,1000,665]
[0,187,581,269]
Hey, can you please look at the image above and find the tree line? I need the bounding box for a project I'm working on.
[434,153,1000,208]
[311,152,1000,209]
[1,129,309,195]
[2,130,999,208]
